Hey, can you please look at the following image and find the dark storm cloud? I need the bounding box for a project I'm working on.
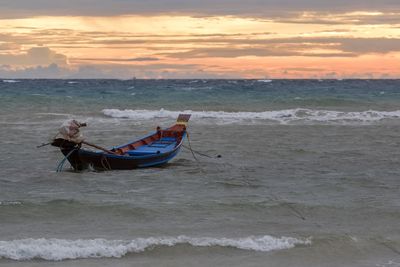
[1,0,399,18]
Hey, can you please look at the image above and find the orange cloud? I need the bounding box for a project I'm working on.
[0,14,399,78]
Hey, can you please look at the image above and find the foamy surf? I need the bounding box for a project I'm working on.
[102,108,400,125]
[2,80,20,83]
[0,235,310,261]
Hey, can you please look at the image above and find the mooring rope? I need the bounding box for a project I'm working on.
[184,131,305,221]
[185,132,199,162]
[184,132,221,161]
[182,144,222,159]
[56,149,76,172]
[256,191,306,221]
[100,154,112,171]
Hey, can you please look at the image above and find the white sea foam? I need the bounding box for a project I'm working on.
[2,79,20,83]
[257,79,273,83]
[0,235,310,261]
[30,93,46,96]
[180,86,213,91]
[102,108,400,125]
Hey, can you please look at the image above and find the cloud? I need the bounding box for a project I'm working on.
[159,47,298,58]
[0,59,398,79]
[339,38,400,53]
[160,48,358,59]
[0,63,65,78]
[0,43,20,51]
[275,11,400,25]
[0,62,230,79]
[157,37,400,58]
[0,46,68,66]
[75,57,160,62]
[1,0,399,19]
[0,9,399,79]
[2,27,400,65]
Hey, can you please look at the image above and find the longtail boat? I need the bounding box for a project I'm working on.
[51,114,191,171]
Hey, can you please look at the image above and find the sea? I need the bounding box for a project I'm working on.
[0,79,399,267]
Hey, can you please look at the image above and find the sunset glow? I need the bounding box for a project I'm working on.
[1,2,400,78]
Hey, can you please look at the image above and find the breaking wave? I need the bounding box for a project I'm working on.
[102,108,400,125]
[0,235,310,261]
[2,79,20,83]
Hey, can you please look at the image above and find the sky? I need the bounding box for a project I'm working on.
[0,0,399,79]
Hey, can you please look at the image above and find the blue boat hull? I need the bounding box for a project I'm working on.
[52,115,189,171]
[77,145,182,170]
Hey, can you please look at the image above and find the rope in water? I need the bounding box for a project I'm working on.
[185,131,304,221]
[184,132,221,160]
[100,154,112,171]
[268,194,306,221]
[56,149,76,172]
[185,132,199,161]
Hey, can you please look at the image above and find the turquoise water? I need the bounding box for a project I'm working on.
[1,79,400,112]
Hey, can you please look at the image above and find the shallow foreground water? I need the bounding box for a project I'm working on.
[0,79,399,267]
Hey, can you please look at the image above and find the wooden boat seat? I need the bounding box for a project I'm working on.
[148,138,176,148]
[159,137,176,141]
[127,140,177,156]
[148,143,171,148]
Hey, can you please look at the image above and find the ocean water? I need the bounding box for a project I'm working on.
[0,79,400,267]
